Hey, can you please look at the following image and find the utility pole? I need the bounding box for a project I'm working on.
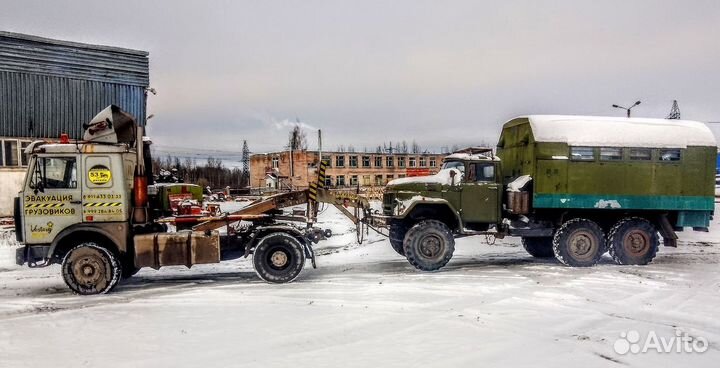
[612,100,641,118]
[241,140,250,187]
[666,100,681,119]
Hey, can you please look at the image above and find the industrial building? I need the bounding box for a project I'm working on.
[250,150,445,190]
[0,32,149,216]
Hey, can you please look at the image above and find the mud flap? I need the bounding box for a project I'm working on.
[658,214,678,248]
[304,243,316,269]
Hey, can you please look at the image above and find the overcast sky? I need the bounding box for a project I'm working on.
[2,0,720,159]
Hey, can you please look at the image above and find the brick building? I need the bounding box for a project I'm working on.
[250,150,446,190]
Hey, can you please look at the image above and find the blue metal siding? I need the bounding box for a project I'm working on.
[0,32,149,139]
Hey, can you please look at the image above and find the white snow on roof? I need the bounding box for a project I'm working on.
[517,115,717,148]
[444,153,500,161]
[388,168,463,186]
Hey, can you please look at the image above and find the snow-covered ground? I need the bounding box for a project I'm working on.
[0,203,719,367]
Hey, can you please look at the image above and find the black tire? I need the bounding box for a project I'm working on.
[389,222,408,256]
[607,217,659,265]
[521,237,555,258]
[61,242,122,295]
[253,232,306,283]
[553,218,605,267]
[403,220,455,271]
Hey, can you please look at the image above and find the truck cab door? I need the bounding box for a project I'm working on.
[460,162,499,224]
[22,155,82,244]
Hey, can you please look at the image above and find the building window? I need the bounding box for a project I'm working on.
[419,156,427,167]
[409,157,416,167]
[659,149,681,162]
[629,148,651,161]
[599,147,623,161]
[374,156,383,167]
[429,157,436,167]
[362,156,371,167]
[398,174,406,178]
[386,156,394,167]
[325,175,332,187]
[374,175,383,186]
[21,141,30,166]
[398,157,406,168]
[271,156,279,168]
[337,175,345,186]
[362,175,371,186]
[350,175,358,186]
[349,156,358,167]
[570,147,595,161]
[386,174,394,183]
[336,155,345,167]
[322,155,331,167]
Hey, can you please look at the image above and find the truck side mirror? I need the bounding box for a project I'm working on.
[449,170,456,186]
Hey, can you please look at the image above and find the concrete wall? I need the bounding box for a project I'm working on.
[0,169,25,217]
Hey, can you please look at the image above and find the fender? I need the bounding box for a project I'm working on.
[48,222,130,260]
[395,198,464,230]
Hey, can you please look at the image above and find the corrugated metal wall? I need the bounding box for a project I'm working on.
[0,32,149,139]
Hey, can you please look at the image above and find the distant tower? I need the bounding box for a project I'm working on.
[666,100,681,119]
[241,140,250,186]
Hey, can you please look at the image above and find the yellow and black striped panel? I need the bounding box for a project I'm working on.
[24,203,65,208]
[83,202,123,207]
[308,182,318,201]
[317,160,328,188]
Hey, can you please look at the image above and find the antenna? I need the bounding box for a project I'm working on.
[666,100,681,119]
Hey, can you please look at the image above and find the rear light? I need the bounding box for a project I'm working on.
[59,133,70,144]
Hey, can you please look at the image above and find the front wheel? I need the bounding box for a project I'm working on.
[403,220,455,271]
[253,233,306,283]
[553,219,605,267]
[607,218,659,265]
[61,241,122,295]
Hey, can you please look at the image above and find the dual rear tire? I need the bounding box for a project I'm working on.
[552,217,659,267]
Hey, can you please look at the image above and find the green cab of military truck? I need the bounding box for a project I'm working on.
[383,147,503,269]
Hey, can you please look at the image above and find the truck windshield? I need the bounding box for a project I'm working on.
[441,161,465,173]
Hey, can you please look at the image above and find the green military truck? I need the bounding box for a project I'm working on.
[383,115,716,270]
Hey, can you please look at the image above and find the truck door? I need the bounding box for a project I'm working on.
[460,162,499,224]
[22,155,82,244]
[81,155,127,222]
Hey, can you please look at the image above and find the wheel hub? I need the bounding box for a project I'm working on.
[624,230,649,256]
[419,235,443,258]
[270,250,289,267]
[72,256,105,286]
[569,231,597,261]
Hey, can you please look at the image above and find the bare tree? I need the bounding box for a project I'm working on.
[411,140,421,153]
[288,124,307,151]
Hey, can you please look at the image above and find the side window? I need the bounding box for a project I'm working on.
[570,147,595,161]
[468,163,495,182]
[629,148,651,161]
[30,157,77,190]
[599,147,623,161]
[659,149,681,162]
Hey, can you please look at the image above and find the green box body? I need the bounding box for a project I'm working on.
[497,117,716,228]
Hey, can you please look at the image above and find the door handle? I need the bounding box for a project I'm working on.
[488,187,498,190]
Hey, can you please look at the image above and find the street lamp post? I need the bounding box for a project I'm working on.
[612,100,641,118]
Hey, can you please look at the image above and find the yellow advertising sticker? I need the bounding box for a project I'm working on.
[88,166,112,185]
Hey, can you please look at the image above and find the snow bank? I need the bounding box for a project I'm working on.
[522,115,717,148]
[444,153,499,161]
[388,168,463,186]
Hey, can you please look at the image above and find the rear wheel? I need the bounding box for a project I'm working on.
[253,232,306,283]
[521,237,555,258]
[389,222,408,256]
[607,218,659,265]
[61,241,122,295]
[553,219,605,267]
[403,220,455,271]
